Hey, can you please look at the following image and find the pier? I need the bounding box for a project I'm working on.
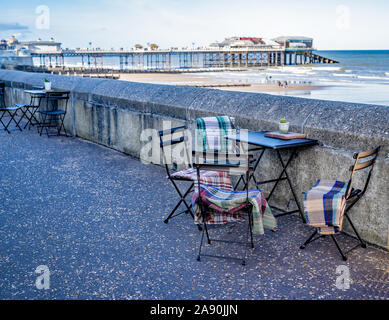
[29,48,338,73]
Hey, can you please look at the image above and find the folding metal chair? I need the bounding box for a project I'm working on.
[0,83,23,134]
[159,125,234,229]
[193,150,256,266]
[300,147,381,261]
[38,91,70,137]
[159,125,196,225]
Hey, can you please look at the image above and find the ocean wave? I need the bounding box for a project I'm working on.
[357,75,389,81]
[312,66,343,71]
[266,66,314,74]
[332,73,357,77]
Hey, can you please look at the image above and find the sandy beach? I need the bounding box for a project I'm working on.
[118,73,324,93]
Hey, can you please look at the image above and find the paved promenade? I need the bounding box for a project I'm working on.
[0,128,388,300]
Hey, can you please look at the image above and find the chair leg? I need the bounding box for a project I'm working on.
[0,111,11,134]
[300,229,318,249]
[196,214,212,262]
[58,114,68,136]
[247,210,254,249]
[197,224,206,261]
[39,113,47,136]
[24,107,39,130]
[203,218,210,245]
[344,212,366,248]
[29,108,40,129]
[242,210,255,266]
[15,110,25,130]
[330,234,348,261]
[4,111,22,132]
[164,198,185,223]
[48,114,55,137]
[37,111,44,134]
[23,108,32,129]
[164,182,193,224]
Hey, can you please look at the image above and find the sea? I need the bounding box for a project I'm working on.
[37,50,389,106]
[202,50,389,106]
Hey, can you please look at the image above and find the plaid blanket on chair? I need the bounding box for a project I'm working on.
[303,179,348,235]
[192,186,277,235]
[196,116,236,152]
[171,168,233,190]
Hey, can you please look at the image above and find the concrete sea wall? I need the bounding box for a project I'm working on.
[1,70,388,250]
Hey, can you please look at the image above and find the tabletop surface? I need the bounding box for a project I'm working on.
[227,131,318,149]
[24,89,70,95]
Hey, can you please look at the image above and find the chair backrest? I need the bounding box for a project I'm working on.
[195,116,236,153]
[158,125,192,176]
[46,91,70,101]
[0,83,6,107]
[47,91,70,112]
[346,146,380,199]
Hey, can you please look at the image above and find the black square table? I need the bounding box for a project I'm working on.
[227,131,318,222]
[22,90,46,128]
[24,89,70,136]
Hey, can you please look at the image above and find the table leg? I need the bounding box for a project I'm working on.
[275,149,306,223]
[24,95,38,129]
[267,150,295,201]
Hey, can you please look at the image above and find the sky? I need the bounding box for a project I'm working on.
[0,0,388,50]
